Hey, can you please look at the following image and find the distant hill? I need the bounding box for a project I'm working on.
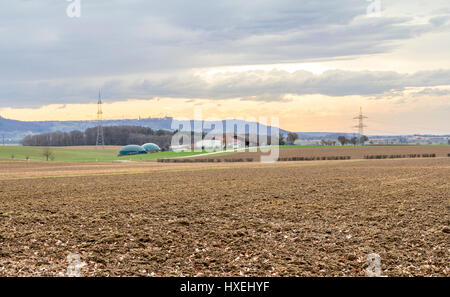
[2,115,446,144]
[0,116,289,143]
[0,116,173,133]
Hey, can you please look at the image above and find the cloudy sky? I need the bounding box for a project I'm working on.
[0,0,449,134]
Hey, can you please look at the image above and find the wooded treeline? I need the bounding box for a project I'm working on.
[21,126,174,150]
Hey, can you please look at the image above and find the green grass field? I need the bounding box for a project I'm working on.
[0,146,209,162]
[0,145,318,163]
[1,144,446,163]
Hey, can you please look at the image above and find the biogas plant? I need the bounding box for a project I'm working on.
[118,143,161,156]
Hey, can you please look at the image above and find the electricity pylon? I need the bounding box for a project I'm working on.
[354,106,368,137]
[96,90,104,149]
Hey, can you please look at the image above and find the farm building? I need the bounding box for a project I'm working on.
[119,145,147,156]
[227,137,244,149]
[142,143,161,152]
[194,139,223,150]
[194,136,245,150]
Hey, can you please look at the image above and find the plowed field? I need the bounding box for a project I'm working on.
[0,158,449,276]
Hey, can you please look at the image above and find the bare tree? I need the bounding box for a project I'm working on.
[338,136,348,146]
[42,148,54,161]
[321,139,335,146]
[287,133,299,145]
[360,135,369,145]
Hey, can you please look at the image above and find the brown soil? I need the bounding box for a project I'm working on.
[0,158,449,276]
[0,160,250,179]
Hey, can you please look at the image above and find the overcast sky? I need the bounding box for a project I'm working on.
[0,0,449,133]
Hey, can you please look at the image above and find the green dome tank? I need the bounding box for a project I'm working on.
[142,143,161,152]
[119,145,147,156]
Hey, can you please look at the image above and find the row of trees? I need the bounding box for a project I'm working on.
[265,132,298,145]
[282,133,369,146]
[338,135,369,146]
[21,127,370,149]
[21,126,174,150]
[321,139,337,146]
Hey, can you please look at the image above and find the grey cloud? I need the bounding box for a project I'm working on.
[429,15,450,27]
[2,68,450,107]
[0,1,444,81]
[0,0,449,107]
[104,69,450,99]
[153,69,450,98]
[411,88,450,97]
